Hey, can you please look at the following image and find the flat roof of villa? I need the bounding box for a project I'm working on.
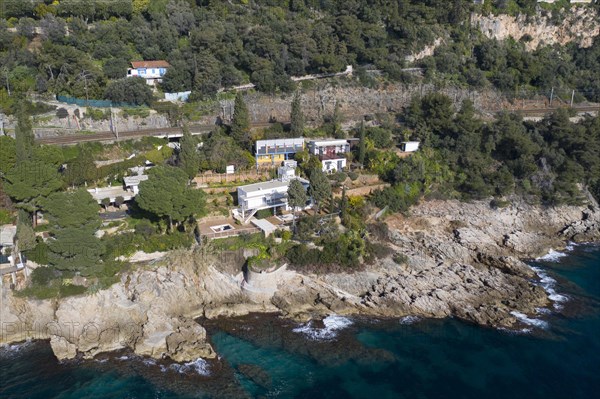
[309,139,349,146]
[255,138,305,155]
[0,225,16,247]
[239,178,308,194]
[124,174,149,186]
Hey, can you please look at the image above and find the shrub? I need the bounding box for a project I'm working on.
[30,266,56,286]
[331,171,348,184]
[285,244,321,267]
[86,107,110,121]
[59,284,87,298]
[281,230,292,241]
[367,222,390,242]
[24,241,49,265]
[365,242,393,262]
[0,209,14,225]
[255,209,272,219]
[490,198,511,209]
[135,220,155,237]
[115,196,125,207]
[348,171,359,181]
[393,253,408,265]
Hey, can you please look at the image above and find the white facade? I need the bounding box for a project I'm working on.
[322,157,347,173]
[401,141,420,153]
[237,178,309,219]
[127,61,170,86]
[308,139,350,173]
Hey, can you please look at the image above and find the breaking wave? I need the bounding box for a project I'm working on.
[531,266,569,309]
[510,311,549,329]
[292,314,353,340]
[160,358,210,376]
[536,249,568,262]
[399,316,421,325]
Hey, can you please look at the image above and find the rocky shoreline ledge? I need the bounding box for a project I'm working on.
[1,198,599,362]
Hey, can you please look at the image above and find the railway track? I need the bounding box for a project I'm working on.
[35,123,276,145]
[33,106,599,146]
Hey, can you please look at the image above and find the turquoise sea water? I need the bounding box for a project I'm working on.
[1,244,599,399]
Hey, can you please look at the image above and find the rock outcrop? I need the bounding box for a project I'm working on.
[1,198,599,361]
[472,8,600,51]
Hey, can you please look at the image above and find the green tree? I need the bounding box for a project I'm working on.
[43,189,104,276]
[358,122,366,168]
[290,91,304,136]
[63,147,98,186]
[340,185,348,219]
[4,160,63,225]
[14,105,35,164]
[332,102,344,139]
[178,124,200,180]
[0,136,16,175]
[308,168,331,213]
[104,77,153,106]
[231,92,251,150]
[103,58,129,80]
[287,178,307,230]
[136,165,206,231]
[16,210,36,252]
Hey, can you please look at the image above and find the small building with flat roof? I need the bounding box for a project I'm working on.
[255,138,305,169]
[400,141,420,153]
[308,139,350,173]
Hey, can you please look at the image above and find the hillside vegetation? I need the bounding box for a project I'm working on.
[1,0,599,111]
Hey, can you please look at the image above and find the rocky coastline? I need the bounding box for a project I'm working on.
[1,197,599,363]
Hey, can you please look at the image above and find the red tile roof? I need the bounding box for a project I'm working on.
[130,60,170,69]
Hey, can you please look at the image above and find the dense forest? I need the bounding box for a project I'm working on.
[370,95,600,211]
[1,0,600,110]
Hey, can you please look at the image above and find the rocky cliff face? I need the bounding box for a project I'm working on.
[472,8,600,51]
[1,198,599,361]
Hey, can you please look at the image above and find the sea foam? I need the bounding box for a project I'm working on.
[292,314,353,340]
[400,316,421,325]
[0,340,33,357]
[531,266,568,309]
[536,249,568,262]
[160,358,210,376]
[510,311,549,329]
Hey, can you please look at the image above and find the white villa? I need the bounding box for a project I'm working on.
[127,60,170,86]
[307,139,350,173]
[88,168,149,204]
[236,162,309,221]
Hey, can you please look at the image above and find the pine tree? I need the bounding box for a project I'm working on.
[136,166,206,232]
[358,122,366,168]
[14,104,35,165]
[43,189,105,276]
[332,102,345,139]
[288,178,307,231]
[340,185,348,219]
[178,124,200,180]
[16,210,36,252]
[231,92,251,150]
[290,91,304,136]
[308,168,331,213]
[4,160,63,226]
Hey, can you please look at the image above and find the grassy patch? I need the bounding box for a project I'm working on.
[0,209,14,225]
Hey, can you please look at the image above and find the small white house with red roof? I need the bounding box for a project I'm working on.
[127,60,170,86]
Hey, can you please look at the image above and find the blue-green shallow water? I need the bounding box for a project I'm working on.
[1,244,599,399]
